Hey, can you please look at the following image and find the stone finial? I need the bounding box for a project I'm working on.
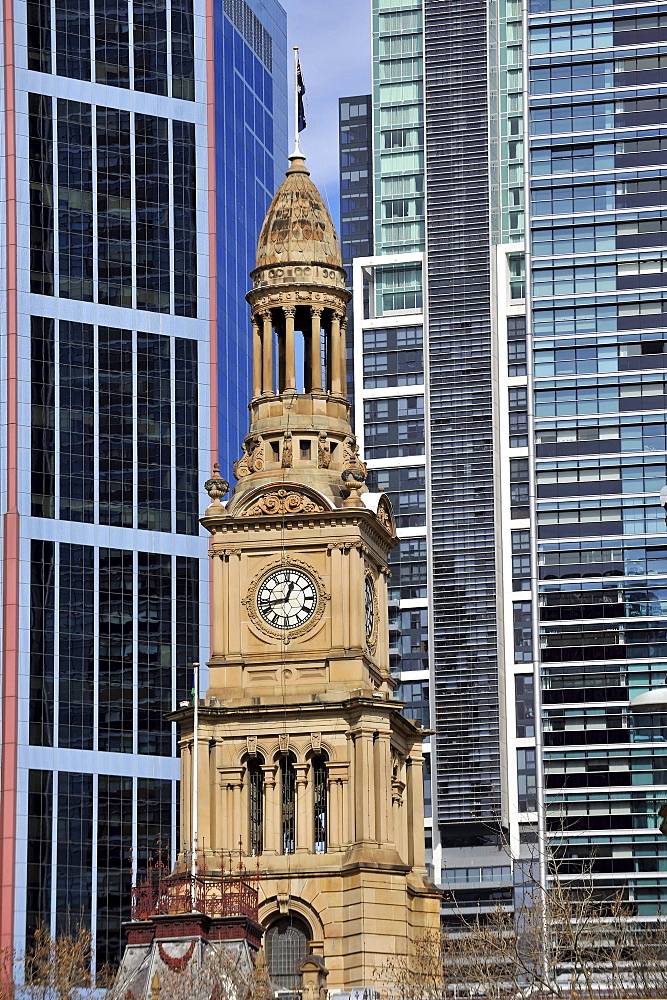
[341,469,365,508]
[204,464,229,507]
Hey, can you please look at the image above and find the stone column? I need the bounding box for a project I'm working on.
[338,778,354,847]
[252,318,262,398]
[406,751,427,870]
[219,767,244,854]
[261,311,273,394]
[326,774,339,852]
[284,307,296,391]
[310,308,322,391]
[339,317,348,395]
[374,731,392,846]
[295,763,309,853]
[262,763,278,855]
[352,729,375,845]
[330,312,342,395]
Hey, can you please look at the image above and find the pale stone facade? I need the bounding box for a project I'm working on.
[174,155,440,990]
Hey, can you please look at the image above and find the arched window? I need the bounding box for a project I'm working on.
[312,754,327,853]
[281,754,296,855]
[266,916,310,991]
[247,757,263,855]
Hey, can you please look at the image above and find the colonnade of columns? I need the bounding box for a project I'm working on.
[251,305,347,399]
[188,737,426,870]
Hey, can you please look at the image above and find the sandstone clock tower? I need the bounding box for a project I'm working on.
[175,154,440,990]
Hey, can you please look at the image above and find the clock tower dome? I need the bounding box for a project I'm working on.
[175,154,440,991]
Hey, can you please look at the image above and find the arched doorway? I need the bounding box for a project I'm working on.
[265,915,310,991]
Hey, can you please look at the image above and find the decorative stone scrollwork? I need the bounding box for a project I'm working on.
[376,494,396,536]
[233,435,264,479]
[240,488,327,517]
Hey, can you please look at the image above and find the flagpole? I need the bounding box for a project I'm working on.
[190,660,199,908]
[292,46,301,156]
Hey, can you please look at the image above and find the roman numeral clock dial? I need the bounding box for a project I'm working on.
[256,568,318,630]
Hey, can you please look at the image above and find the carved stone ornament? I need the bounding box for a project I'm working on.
[204,464,229,503]
[278,734,290,754]
[317,431,331,469]
[242,557,330,640]
[365,571,379,651]
[246,735,258,757]
[240,488,328,517]
[311,732,322,752]
[233,435,264,479]
[342,436,367,479]
[281,430,293,469]
[376,494,396,536]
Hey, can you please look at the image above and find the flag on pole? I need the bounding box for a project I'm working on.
[297,58,306,132]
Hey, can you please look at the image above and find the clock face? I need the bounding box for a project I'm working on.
[256,568,318,630]
[365,576,376,642]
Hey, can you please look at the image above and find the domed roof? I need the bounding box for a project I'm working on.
[255,156,343,270]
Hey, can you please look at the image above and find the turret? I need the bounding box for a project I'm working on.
[230,155,361,507]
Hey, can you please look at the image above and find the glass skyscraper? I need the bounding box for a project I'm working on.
[347,0,667,922]
[529,0,667,914]
[0,0,286,965]
[346,0,434,874]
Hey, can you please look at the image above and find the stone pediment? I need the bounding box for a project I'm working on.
[230,483,334,518]
[375,493,396,536]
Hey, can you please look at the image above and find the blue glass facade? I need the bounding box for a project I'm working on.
[0,0,287,967]
[529,0,667,911]
[215,0,287,471]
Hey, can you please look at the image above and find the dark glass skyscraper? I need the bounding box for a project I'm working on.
[347,0,667,921]
[0,0,287,964]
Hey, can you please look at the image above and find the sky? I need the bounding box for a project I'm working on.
[278,0,371,227]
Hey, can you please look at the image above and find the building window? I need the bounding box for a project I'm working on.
[513,601,533,663]
[508,315,527,376]
[510,459,530,519]
[28,94,54,295]
[515,674,536,739]
[266,916,309,991]
[517,749,537,812]
[281,755,296,855]
[312,755,327,853]
[511,530,531,591]
[509,387,528,449]
[247,757,264,856]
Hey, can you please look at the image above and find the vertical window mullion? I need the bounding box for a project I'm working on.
[168,118,175,315]
[90,773,99,977]
[49,769,58,938]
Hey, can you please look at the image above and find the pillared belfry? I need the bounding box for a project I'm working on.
[176,154,441,991]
